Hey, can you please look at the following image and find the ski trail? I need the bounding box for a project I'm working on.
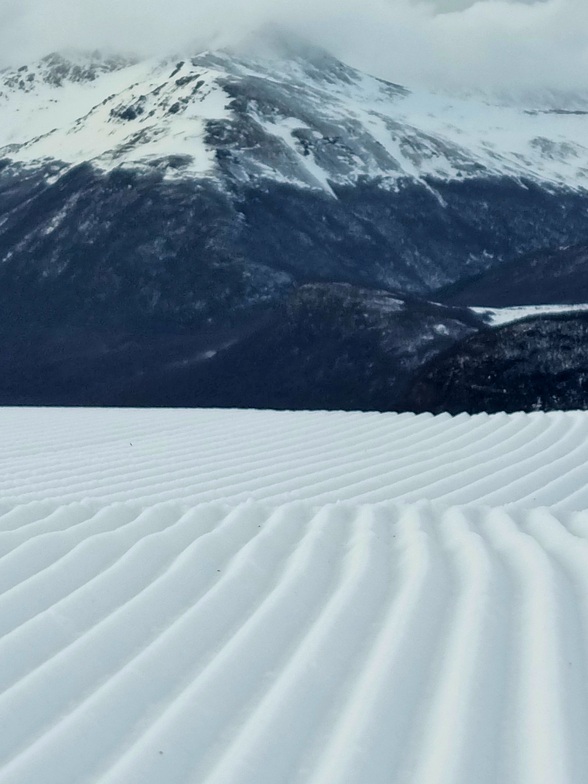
[198,507,391,784]
[0,505,187,635]
[1,409,587,507]
[0,406,586,784]
[407,412,561,506]
[0,503,271,762]
[405,508,493,784]
[0,506,336,783]
[0,505,98,592]
[302,504,450,784]
[522,508,588,781]
[483,507,571,784]
[87,507,352,784]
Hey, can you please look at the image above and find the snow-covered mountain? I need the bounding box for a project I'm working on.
[1,36,588,301]
[3,38,588,191]
[2,33,588,410]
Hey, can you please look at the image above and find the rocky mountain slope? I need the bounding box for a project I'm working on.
[2,34,588,410]
[440,244,588,307]
[3,38,588,307]
[408,312,588,414]
[0,283,483,408]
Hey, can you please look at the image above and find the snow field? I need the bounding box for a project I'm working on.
[1,408,588,508]
[472,304,588,326]
[0,500,586,782]
[1,408,588,782]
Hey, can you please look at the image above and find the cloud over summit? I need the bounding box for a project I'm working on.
[0,0,586,93]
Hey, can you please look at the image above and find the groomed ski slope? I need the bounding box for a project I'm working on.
[0,408,588,510]
[0,407,588,784]
[2,407,588,508]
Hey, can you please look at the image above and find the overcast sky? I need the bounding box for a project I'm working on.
[0,0,586,93]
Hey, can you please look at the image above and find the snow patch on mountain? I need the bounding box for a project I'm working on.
[1,56,231,176]
[2,40,588,190]
[472,303,588,326]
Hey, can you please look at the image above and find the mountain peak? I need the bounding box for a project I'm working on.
[231,25,339,63]
[201,25,362,87]
[1,39,588,195]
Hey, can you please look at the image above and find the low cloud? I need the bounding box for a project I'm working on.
[0,0,586,94]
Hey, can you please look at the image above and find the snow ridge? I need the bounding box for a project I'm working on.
[1,408,588,509]
[2,43,588,190]
[0,496,586,783]
[1,408,588,783]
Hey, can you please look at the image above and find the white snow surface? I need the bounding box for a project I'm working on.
[1,407,588,508]
[1,406,588,784]
[473,303,588,326]
[0,55,230,176]
[3,47,588,189]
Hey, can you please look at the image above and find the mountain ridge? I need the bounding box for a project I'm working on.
[4,38,588,189]
[1,35,588,410]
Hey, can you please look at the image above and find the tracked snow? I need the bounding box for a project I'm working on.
[0,408,588,509]
[0,497,587,783]
[0,410,588,784]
